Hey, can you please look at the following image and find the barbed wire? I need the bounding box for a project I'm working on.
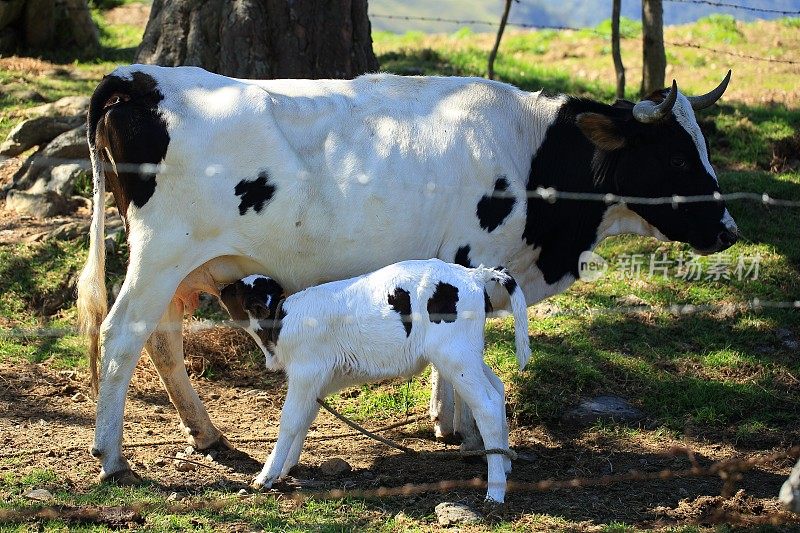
[369,12,800,65]
[1,445,798,526]
[665,0,800,16]
[1,298,798,341]
[4,155,800,208]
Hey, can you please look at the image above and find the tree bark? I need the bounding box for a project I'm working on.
[641,0,666,96]
[611,0,625,99]
[136,0,379,80]
[0,0,98,54]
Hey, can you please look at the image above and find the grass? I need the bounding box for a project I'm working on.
[0,12,798,533]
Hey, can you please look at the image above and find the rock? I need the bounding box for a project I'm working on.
[615,294,649,307]
[237,488,248,497]
[48,221,90,241]
[41,124,88,161]
[5,189,70,218]
[24,488,54,502]
[563,395,645,426]
[174,459,196,472]
[434,501,482,526]
[166,492,179,502]
[70,392,87,403]
[0,116,82,157]
[46,163,85,197]
[319,458,352,477]
[28,96,91,118]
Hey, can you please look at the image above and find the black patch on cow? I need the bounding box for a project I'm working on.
[235,171,277,216]
[88,71,170,221]
[427,282,459,324]
[387,287,412,336]
[454,245,474,268]
[522,99,614,285]
[476,177,515,232]
[483,290,493,314]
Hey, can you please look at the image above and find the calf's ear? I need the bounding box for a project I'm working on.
[244,297,271,320]
[576,112,626,151]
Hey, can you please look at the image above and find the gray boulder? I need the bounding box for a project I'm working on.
[563,395,645,426]
[10,124,88,191]
[0,115,82,156]
[28,96,90,118]
[434,502,482,526]
[5,189,70,218]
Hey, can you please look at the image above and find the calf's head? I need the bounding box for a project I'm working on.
[576,71,738,254]
[220,275,285,354]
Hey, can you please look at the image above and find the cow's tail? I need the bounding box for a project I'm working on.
[485,267,531,370]
[77,124,107,397]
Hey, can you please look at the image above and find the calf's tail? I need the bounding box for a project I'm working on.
[487,268,531,370]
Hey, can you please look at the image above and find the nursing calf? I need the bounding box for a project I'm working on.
[220,259,531,503]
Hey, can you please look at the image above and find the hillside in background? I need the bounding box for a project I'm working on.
[369,0,800,32]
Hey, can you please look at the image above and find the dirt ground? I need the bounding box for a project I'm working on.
[0,326,797,530]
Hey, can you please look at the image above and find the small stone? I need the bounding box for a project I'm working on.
[184,446,195,456]
[174,460,196,472]
[319,458,352,477]
[205,451,218,462]
[70,392,87,403]
[563,395,645,426]
[166,492,179,501]
[24,488,54,502]
[237,488,248,496]
[154,457,167,467]
[435,501,482,526]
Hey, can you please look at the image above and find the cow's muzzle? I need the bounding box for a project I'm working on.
[694,227,739,255]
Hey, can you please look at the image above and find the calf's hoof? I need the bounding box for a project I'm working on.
[250,476,276,491]
[101,468,143,486]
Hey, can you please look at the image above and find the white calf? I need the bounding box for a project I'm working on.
[220,259,530,503]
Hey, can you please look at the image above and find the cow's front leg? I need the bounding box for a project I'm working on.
[145,298,229,450]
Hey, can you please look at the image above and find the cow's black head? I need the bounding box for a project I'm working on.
[576,72,738,254]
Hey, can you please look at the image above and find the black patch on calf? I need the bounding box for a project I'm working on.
[522,99,611,285]
[454,245,474,268]
[88,72,170,221]
[387,287,412,336]
[427,282,459,324]
[235,171,277,215]
[483,290,493,314]
[220,276,286,354]
[476,177,515,232]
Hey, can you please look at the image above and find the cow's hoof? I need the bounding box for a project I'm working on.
[103,468,143,486]
[200,434,234,452]
[435,432,463,446]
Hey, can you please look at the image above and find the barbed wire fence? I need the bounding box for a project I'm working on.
[1,0,799,527]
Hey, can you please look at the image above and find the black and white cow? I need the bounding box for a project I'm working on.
[78,65,737,482]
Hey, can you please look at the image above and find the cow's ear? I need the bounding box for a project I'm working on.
[576,112,626,151]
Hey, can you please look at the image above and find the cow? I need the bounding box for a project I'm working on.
[219,260,530,502]
[77,65,737,483]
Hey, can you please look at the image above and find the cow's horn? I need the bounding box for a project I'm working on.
[632,79,678,123]
[687,70,731,111]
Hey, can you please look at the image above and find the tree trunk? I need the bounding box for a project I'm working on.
[641,0,666,96]
[136,0,379,80]
[611,0,625,99]
[0,0,98,54]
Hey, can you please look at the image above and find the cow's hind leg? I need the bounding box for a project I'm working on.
[92,256,202,482]
[145,298,229,451]
[429,367,457,443]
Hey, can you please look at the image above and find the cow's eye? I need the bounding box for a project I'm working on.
[670,155,687,169]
